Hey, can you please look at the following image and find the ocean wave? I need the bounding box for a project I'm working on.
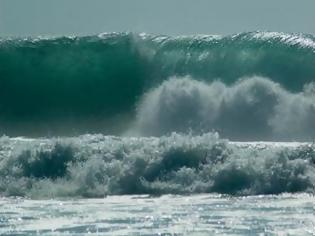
[0,133,314,198]
[1,32,315,136]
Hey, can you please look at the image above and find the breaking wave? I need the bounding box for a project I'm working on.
[0,133,315,198]
[1,32,315,198]
[1,32,315,140]
[133,77,315,141]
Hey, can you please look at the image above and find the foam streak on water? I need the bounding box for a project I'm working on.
[1,194,314,235]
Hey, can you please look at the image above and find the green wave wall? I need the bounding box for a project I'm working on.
[0,32,315,136]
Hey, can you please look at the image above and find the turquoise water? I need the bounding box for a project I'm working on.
[1,194,315,235]
[1,32,315,140]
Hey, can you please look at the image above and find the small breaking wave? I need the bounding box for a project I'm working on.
[0,133,314,198]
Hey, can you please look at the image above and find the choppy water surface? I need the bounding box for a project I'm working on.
[1,194,315,235]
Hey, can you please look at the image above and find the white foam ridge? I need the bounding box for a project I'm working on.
[0,133,314,198]
[132,76,315,141]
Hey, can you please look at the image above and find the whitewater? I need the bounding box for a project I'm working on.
[1,32,315,235]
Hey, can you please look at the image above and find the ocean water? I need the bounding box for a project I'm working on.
[1,31,315,235]
[1,194,315,235]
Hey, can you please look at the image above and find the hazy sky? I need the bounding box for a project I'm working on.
[1,0,315,37]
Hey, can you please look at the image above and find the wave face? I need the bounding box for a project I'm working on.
[1,134,315,198]
[1,32,315,140]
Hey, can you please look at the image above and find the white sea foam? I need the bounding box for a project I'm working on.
[0,133,314,198]
[133,77,315,141]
